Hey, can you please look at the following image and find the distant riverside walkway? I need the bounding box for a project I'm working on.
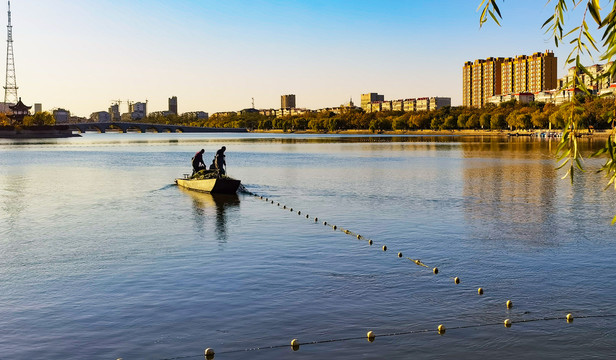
[69,122,247,134]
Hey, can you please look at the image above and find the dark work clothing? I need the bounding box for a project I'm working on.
[215,148,226,176]
[192,151,205,173]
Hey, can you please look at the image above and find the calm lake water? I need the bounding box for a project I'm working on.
[1,132,615,359]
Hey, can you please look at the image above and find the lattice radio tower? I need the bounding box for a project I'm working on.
[4,0,17,105]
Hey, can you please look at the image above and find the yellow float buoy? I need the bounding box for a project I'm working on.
[454,277,460,284]
[397,252,402,258]
[314,217,318,222]
[323,221,327,226]
[291,338,300,351]
[204,348,215,359]
[382,245,387,251]
[357,234,362,239]
[566,313,573,323]
[283,205,286,209]
[433,267,439,274]
[333,225,337,230]
[368,239,373,245]
[478,287,484,295]
[306,214,309,218]
[504,319,511,327]
[290,208,293,212]
[298,211,301,215]
[437,324,446,335]
[506,300,513,309]
[366,330,375,342]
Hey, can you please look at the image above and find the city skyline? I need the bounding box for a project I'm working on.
[8,0,605,117]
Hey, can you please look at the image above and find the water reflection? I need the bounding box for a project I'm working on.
[179,188,240,245]
[1,175,28,233]
[461,141,559,246]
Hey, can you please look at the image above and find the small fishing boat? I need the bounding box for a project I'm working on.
[175,172,241,194]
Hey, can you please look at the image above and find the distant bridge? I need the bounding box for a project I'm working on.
[68,122,247,134]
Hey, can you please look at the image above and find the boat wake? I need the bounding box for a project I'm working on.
[152,183,177,192]
[238,184,252,194]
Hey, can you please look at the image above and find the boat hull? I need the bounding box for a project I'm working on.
[175,177,241,194]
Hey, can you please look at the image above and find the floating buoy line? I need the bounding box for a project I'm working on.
[149,190,615,360]
[249,190,471,289]
[154,314,616,360]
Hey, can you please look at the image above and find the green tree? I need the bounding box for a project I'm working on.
[393,114,409,130]
[466,114,480,129]
[531,110,549,128]
[490,113,506,130]
[430,116,444,130]
[457,114,470,129]
[23,111,55,126]
[479,113,491,129]
[442,115,457,130]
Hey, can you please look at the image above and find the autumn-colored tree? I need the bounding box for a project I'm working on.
[0,112,10,126]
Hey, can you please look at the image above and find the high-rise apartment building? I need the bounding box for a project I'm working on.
[169,96,178,115]
[463,58,504,108]
[281,94,296,109]
[483,57,503,103]
[463,50,557,108]
[501,59,514,95]
[462,62,473,107]
[471,59,484,108]
[527,51,557,92]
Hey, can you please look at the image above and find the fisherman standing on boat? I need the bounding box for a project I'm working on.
[215,146,226,177]
[192,149,206,174]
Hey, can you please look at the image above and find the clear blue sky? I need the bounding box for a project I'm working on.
[8,0,605,116]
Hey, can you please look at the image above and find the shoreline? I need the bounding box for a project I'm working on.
[249,128,609,137]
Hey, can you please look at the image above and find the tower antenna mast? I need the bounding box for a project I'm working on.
[4,0,17,105]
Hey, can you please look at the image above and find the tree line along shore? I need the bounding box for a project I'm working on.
[1,95,614,134]
[144,96,614,133]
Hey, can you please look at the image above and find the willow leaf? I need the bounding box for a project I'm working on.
[589,0,602,25]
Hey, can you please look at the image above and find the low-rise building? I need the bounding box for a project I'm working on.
[599,83,616,96]
[416,98,429,112]
[211,111,238,118]
[148,110,173,117]
[90,111,111,122]
[404,99,416,112]
[361,93,384,111]
[381,101,393,112]
[558,62,615,94]
[369,101,382,112]
[108,104,120,122]
[487,93,534,105]
[392,100,404,111]
[182,111,208,119]
[53,108,70,124]
[259,109,277,117]
[429,97,451,110]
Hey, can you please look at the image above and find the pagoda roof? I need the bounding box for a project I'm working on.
[9,97,32,111]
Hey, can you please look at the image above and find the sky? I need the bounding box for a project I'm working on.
[6,0,608,117]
